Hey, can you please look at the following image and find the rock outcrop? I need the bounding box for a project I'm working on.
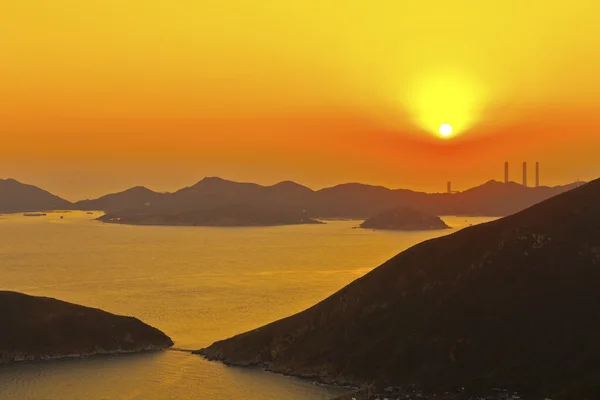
[0,291,173,362]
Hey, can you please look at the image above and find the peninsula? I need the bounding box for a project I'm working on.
[0,291,173,363]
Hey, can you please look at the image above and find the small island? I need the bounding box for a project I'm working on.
[98,203,324,227]
[0,291,173,363]
[360,206,450,231]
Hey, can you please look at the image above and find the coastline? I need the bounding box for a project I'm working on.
[196,354,527,400]
[1,345,171,364]
[98,218,325,228]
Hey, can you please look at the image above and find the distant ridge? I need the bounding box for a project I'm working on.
[75,177,585,219]
[0,176,587,218]
[80,177,586,227]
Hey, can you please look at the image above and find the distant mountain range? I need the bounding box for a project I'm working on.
[198,178,600,399]
[0,176,586,220]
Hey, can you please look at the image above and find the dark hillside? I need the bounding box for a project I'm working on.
[199,178,600,399]
[0,179,72,213]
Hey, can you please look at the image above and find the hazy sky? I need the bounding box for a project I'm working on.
[1,1,599,200]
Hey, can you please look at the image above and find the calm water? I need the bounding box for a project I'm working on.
[0,211,494,399]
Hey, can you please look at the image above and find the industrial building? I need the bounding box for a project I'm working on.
[503,161,540,187]
[446,162,542,193]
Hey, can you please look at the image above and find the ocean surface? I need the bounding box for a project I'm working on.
[0,211,495,400]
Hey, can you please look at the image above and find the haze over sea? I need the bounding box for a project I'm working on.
[0,211,494,400]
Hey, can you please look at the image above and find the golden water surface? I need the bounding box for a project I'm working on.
[0,211,495,399]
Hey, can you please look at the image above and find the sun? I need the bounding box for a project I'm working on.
[402,69,487,139]
[439,123,453,137]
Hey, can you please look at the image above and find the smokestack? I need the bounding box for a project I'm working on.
[447,181,451,194]
[522,162,527,187]
[504,161,509,183]
[535,162,539,187]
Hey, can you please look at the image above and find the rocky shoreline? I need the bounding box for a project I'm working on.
[198,355,535,400]
[0,345,171,364]
[332,387,531,400]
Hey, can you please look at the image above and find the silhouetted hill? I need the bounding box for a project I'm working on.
[0,291,173,362]
[313,183,411,217]
[198,178,600,399]
[0,178,72,213]
[360,207,450,230]
[98,203,323,227]
[75,186,166,211]
[174,177,264,204]
[264,181,315,209]
[268,180,314,195]
[170,177,315,212]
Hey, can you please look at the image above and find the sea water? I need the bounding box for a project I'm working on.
[0,211,494,399]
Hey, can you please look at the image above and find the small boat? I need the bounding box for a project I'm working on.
[23,213,46,217]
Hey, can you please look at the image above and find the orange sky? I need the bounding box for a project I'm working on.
[1,0,599,200]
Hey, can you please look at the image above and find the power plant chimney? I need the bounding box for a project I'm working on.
[522,162,527,187]
[447,181,451,194]
[504,161,509,183]
[535,162,539,187]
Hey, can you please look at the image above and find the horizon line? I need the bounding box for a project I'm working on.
[1,176,587,204]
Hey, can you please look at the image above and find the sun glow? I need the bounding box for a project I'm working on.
[406,70,486,138]
[439,123,452,137]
